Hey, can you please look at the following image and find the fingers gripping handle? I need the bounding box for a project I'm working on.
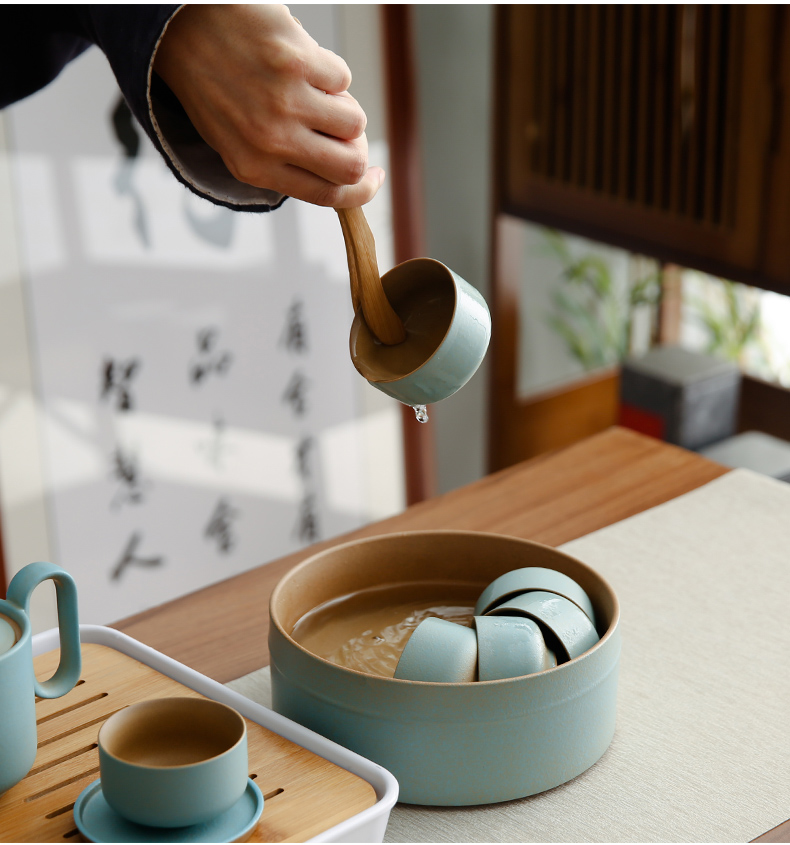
[6,562,82,698]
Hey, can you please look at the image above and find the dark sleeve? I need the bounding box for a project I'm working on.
[1,5,285,213]
[0,6,92,108]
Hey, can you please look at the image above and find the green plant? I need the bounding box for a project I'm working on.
[541,229,660,370]
[687,278,764,366]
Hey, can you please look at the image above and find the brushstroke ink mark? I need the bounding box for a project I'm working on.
[190,327,233,386]
[294,493,320,544]
[281,370,309,416]
[111,96,150,247]
[280,299,308,354]
[204,497,239,553]
[110,531,164,582]
[101,357,141,412]
[295,436,315,481]
[109,446,148,509]
[183,193,235,248]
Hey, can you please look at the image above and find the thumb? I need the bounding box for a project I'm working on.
[331,167,386,208]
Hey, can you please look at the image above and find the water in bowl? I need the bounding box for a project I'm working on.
[290,581,479,678]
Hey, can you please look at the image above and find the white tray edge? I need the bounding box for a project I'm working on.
[32,624,398,843]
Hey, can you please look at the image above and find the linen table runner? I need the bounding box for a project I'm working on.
[228,469,790,842]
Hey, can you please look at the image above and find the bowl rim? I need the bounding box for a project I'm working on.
[269,529,621,688]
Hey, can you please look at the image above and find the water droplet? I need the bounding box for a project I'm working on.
[413,404,429,423]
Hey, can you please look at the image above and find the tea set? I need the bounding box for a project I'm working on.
[394,566,600,683]
[0,562,263,842]
[3,533,618,825]
[0,213,615,825]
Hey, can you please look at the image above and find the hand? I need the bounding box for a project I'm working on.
[154,4,385,207]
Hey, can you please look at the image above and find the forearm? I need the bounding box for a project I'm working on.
[1,5,285,212]
[89,4,286,211]
[153,4,383,207]
[1,5,381,210]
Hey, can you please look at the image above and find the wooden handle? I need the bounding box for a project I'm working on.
[337,209,361,314]
[335,207,406,345]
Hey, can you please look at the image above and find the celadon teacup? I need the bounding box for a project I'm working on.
[474,615,557,681]
[98,697,248,828]
[474,566,598,625]
[0,561,82,795]
[488,591,600,661]
[394,617,478,683]
[350,258,491,409]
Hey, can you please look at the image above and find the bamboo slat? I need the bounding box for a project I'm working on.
[617,4,634,200]
[555,5,570,182]
[601,4,617,194]
[669,5,686,215]
[536,5,553,178]
[586,5,603,192]
[703,5,723,224]
[634,5,653,205]
[653,5,671,210]
[570,4,588,187]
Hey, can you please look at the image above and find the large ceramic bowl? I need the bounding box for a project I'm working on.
[269,531,620,806]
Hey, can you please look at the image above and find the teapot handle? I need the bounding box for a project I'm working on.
[7,562,81,698]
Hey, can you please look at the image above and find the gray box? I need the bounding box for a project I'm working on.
[619,346,741,451]
[701,432,790,482]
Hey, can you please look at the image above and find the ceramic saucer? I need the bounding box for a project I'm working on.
[73,777,263,843]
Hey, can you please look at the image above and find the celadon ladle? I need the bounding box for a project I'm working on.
[335,206,491,411]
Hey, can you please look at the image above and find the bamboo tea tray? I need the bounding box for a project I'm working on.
[0,625,397,843]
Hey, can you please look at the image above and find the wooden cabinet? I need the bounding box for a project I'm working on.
[488,5,790,472]
[496,4,790,296]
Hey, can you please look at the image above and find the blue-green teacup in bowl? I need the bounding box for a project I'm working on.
[394,617,478,683]
[98,697,248,828]
[350,258,491,412]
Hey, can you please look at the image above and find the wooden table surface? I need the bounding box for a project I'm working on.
[113,426,726,682]
[110,426,790,843]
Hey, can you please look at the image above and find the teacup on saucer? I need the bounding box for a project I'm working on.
[73,777,263,843]
[97,697,248,828]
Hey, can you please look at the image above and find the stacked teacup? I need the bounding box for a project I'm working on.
[394,567,599,682]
